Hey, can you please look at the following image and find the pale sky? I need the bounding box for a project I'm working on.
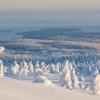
[0,0,100,12]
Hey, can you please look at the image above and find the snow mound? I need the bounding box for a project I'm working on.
[0,78,100,100]
[33,75,54,86]
[40,76,54,86]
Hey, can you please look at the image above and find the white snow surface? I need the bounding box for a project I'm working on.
[0,77,100,100]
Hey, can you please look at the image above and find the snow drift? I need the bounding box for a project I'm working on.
[0,78,100,100]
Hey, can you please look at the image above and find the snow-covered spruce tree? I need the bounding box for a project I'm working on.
[68,61,80,89]
[46,64,50,74]
[63,60,69,71]
[96,60,100,72]
[60,60,72,89]
[0,46,5,53]
[40,62,49,75]
[92,74,100,96]
[19,61,29,76]
[91,67,99,80]
[28,61,34,73]
[55,63,60,73]
[68,62,73,71]
[20,60,28,69]
[34,61,44,75]
[0,60,4,77]
[79,76,85,89]
[50,62,60,73]
[88,63,92,73]
[50,63,56,73]
[71,68,79,89]
[11,61,19,75]
[33,61,46,82]
[91,68,98,90]
[35,61,40,68]
[23,67,29,76]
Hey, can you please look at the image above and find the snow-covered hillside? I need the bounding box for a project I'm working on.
[0,28,100,100]
[0,78,100,100]
[0,59,100,98]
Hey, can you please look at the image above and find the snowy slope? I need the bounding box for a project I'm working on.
[0,78,100,100]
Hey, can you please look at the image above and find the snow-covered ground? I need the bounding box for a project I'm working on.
[0,28,100,100]
[0,77,100,100]
[0,59,100,100]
